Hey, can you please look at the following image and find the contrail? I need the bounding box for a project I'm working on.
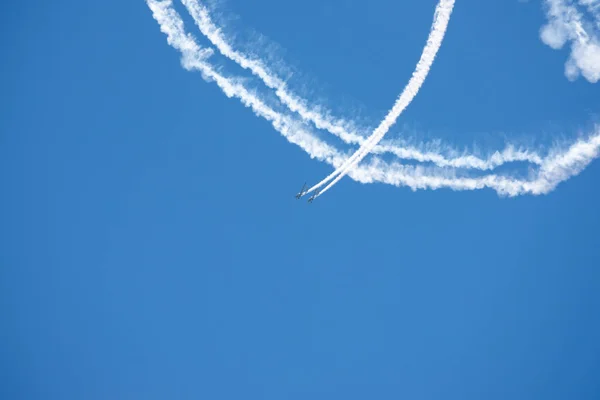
[147,0,600,198]
[307,0,456,198]
[181,0,544,171]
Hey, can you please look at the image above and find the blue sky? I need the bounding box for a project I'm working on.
[2,0,600,399]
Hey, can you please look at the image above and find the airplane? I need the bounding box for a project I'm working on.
[307,190,320,203]
[295,183,308,199]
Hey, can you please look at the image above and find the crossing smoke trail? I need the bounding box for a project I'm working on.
[308,0,456,198]
[147,0,600,198]
[181,0,544,171]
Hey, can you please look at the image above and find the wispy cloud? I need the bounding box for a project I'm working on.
[540,0,600,82]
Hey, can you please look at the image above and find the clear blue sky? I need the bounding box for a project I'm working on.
[2,1,600,399]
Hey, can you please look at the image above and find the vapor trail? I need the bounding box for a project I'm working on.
[181,0,543,171]
[147,0,600,198]
[307,0,456,198]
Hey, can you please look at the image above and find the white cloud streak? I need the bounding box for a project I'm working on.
[147,0,600,198]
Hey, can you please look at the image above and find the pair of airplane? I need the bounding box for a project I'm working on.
[295,183,319,203]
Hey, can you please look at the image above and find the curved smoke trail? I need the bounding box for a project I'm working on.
[147,0,600,198]
[181,0,544,171]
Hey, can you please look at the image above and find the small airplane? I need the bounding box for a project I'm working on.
[295,183,308,199]
[307,190,320,203]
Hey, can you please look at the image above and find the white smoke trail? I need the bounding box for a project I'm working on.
[309,0,456,198]
[146,0,340,164]
[347,126,600,197]
[348,127,600,197]
[181,0,544,171]
[147,0,600,198]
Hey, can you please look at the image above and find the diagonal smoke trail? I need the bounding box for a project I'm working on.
[146,0,339,164]
[147,0,600,198]
[308,0,456,198]
[181,0,544,171]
